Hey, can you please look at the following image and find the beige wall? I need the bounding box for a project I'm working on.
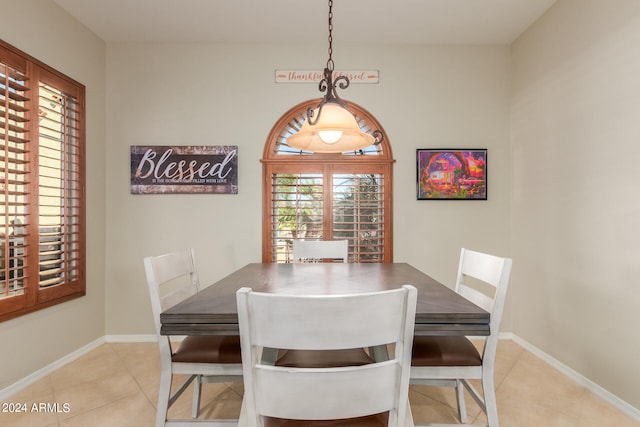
[0,0,107,388]
[104,43,512,334]
[511,0,640,410]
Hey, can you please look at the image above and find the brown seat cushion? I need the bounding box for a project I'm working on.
[172,335,242,364]
[275,348,374,368]
[412,336,482,367]
[263,412,388,427]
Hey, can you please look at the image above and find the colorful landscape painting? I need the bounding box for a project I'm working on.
[417,149,487,200]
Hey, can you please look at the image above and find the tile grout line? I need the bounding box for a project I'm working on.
[108,343,159,411]
[53,343,143,426]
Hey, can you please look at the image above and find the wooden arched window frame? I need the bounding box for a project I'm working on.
[261,99,394,263]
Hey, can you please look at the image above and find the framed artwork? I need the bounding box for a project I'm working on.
[130,145,238,194]
[416,149,487,200]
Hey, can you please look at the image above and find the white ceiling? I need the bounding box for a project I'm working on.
[52,0,557,45]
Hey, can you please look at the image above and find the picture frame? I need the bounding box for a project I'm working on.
[130,145,238,194]
[417,149,487,200]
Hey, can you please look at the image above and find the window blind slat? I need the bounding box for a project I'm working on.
[0,111,28,123]
[1,58,30,301]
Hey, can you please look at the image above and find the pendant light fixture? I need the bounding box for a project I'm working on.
[286,0,383,153]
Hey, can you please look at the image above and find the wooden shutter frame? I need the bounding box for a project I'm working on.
[0,39,86,322]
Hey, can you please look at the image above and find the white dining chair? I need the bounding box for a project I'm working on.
[292,239,349,263]
[144,248,243,427]
[236,285,418,427]
[410,248,512,427]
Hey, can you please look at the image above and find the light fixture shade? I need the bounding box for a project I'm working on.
[287,103,374,153]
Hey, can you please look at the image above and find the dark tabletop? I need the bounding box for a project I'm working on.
[160,263,489,336]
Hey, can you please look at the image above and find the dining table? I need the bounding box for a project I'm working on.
[158,263,489,426]
[160,262,490,339]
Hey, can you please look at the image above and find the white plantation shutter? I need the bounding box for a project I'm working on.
[0,40,85,321]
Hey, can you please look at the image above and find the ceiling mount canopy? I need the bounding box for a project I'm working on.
[286,0,383,153]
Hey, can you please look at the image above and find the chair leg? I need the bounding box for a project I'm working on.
[454,379,467,423]
[482,374,498,427]
[403,401,415,427]
[156,366,173,427]
[238,395,248,427]
[192,374,203,418]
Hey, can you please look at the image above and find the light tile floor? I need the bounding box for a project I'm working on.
[1,340,638,427]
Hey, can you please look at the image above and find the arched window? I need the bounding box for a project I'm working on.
[261,99,394,263]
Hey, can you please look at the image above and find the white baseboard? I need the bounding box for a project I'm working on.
[503,333,640,422]
[0,336,105,401]
[105,334,157,343]
[0,335,157,401]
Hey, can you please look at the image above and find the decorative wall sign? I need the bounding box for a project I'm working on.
[275,70,379,84]
[417,149,487,200]
[130,145,238,194]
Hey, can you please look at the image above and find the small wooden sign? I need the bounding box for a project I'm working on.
[130,145,238,194]
[275,70,379,84]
